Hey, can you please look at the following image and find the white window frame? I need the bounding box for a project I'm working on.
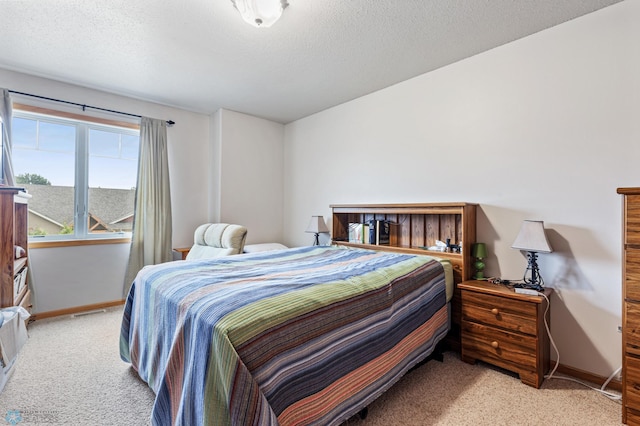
[13,109,139,242]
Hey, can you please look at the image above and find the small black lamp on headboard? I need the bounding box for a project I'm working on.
[306,215,329,246]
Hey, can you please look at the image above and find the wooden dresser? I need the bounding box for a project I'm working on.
[459,280,552,388]
[0,186,32,313]
[618,187,640,425]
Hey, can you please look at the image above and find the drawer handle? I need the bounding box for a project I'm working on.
[491,308,499,315]
[491,341,499,349]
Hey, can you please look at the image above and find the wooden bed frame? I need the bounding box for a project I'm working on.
[122,203,478,425]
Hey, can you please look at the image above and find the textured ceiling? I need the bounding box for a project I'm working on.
[0,0,624,124]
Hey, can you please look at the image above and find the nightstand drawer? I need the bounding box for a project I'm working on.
[461,291,537,336]
[461,320,537,371]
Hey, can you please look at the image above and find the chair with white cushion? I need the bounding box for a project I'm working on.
[185,223,248,260]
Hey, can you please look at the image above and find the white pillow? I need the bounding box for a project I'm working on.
[243,243,288,253]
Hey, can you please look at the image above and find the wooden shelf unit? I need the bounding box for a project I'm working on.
[0,186,32,312]
[330,203,477,284]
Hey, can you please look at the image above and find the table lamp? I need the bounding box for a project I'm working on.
[472,243,487,279]
[306,215,329,246]
[511,220,553,291]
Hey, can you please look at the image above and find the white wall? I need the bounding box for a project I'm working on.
[211,109,285,245]
[0,69,211,313]
[283,1,640,377]
[28,244,130,311]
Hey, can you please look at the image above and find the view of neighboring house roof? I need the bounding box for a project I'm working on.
[23,184,135,231]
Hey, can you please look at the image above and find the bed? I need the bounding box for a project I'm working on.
[120,245,454,426]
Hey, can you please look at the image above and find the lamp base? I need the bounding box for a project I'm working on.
[474,259,485,280]
[313,233,320,246]
[519,251,545,292]
[514,282,544,292]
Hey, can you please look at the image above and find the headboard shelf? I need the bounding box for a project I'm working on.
[330,202,477,283]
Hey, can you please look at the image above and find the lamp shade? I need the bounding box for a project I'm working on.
[231,0,288,27]
[511,220,553,253]
[306,216,329,234]
[472,243,487,259]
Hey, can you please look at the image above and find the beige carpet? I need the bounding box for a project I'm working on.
[0,307,622,425]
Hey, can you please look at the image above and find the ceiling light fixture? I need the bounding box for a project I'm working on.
[231,0,289,28]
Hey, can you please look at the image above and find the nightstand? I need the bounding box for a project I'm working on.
[459,280,552,388]
[173,247,191,260]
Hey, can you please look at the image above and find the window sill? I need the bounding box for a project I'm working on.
[28,237,131,249]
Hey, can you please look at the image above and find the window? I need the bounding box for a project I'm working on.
[12,110,139,240]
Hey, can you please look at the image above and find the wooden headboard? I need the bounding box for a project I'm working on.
[330,202,477,285]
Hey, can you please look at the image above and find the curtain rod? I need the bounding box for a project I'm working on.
[8,90,175,126]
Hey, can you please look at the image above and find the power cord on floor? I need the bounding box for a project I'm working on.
[537,291,622,403]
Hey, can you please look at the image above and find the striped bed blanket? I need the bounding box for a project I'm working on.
[120,245,449,426]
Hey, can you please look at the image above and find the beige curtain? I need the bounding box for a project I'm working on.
[123,117,173,298]
[1,89,15,186]
[2,90,37,297]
